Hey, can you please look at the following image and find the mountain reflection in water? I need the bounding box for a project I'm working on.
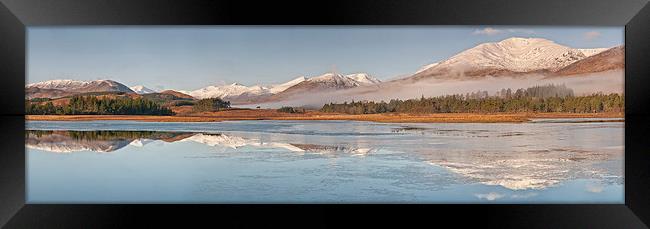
[25,130,373,155]
[26,130,195,153]
[26,126,622,192]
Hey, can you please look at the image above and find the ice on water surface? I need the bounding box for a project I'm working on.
[26,120,623,203]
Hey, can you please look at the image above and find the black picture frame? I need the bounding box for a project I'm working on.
[1,0,649,228]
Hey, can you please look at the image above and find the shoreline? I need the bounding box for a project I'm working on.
[25,111,624,123]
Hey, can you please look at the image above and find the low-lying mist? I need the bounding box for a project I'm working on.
[247,70,624,109]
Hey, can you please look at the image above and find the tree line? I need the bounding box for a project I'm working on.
[277,106,306,113]
[25,95,174,115]
[191,98,231,112]
[321,85,623,114]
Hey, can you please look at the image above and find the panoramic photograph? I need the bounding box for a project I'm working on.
[25,26,624,203]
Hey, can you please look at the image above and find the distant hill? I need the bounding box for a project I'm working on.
[159,90,194,100]
[26,79,134,99]
[553,46,624,76]
[25,87,76,100]
[142,91,195,106]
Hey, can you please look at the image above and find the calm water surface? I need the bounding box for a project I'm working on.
[26,120,624,203]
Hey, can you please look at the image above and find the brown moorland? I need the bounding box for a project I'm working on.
[26,108,624,123]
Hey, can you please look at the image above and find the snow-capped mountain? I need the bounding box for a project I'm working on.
[409,37,609,81]
[342,73,382,86]
[183,73,380,102]
[306,73,360,87]
[27,79,93,90]
[26,79,135,99]
[129,85,157,94]
[27,79,134,93]
[183,83,271,100]
[185,76,308,100]
[254,72,382,103]
[292,72,382,89]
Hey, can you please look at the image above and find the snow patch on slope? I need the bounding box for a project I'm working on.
[415,63,439,74]
[28,79,110,89]
[345,73,382,85]
[414,37,610,75]
[578,48,608,57]
[268,76,307,94]
[129,85,157,94]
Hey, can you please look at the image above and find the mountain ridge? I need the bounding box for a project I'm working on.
[183,73,381,103]
[407,37,612,82]
[26,79,135,99]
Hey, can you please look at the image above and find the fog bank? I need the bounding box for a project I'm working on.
[244,70,623,109]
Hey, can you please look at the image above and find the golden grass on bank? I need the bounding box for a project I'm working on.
[25,110,624,123]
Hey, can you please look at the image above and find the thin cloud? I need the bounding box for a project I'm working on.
[584,31,601,41]
[586,184,604,193]
[474,27,536,36]
[506,29,536,34]
[475,192,505,201]
[473,27,503,36]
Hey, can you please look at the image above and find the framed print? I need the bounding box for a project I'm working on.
[1,0,650,228]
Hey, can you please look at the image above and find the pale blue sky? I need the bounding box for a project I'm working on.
[28,26,623,91]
